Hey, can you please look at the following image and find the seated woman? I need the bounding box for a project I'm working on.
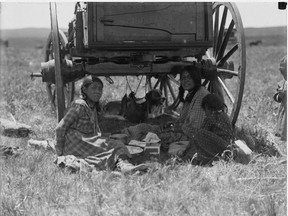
[181,93,235,165]
[55,76,147,173]
[120,65,210,149]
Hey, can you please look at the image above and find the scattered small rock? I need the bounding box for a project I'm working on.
[0,145,23,158]
[27,139,56,152]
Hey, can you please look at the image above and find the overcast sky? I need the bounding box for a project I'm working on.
[0,1,287,30]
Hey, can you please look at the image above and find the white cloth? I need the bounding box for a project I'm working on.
[143,132,161,143]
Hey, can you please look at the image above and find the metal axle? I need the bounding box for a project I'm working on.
[34,57,234,83]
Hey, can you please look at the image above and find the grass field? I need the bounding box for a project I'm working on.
[0,43,287,215]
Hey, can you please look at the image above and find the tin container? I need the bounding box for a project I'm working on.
[145,143,161,155]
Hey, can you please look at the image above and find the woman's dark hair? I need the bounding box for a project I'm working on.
[177,65,202,103]
[201,93,227,112]
[181,65,202,87]
[81,76,103,112]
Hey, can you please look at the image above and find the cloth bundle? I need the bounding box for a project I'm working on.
[0,118,32,138]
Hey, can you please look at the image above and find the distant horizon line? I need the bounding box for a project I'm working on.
[0,25,287,31]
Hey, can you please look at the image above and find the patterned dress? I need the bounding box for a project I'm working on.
[182,111,235,164]
[178,86,210,135]
[55,99,131,170]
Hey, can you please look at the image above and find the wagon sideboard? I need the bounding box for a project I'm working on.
[72,2,213,62]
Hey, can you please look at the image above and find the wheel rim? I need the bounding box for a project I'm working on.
[205,2,246,126]
[45,25,75,114]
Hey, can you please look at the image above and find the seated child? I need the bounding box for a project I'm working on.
[273,55,287,141]
[55,76,148,174]
[181,93,235,164]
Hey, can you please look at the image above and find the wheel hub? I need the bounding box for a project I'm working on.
[199,58,235,81]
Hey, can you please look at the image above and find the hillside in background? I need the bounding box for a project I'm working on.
[245,26,287,47]
[0,26,286,49]
[0,28,66,49]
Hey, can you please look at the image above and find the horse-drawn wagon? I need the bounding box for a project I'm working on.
[32,2,246,126]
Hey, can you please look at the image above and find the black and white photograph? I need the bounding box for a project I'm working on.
[0,1,287,215]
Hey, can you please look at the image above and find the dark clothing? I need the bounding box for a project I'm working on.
[182,111,234,164]
[201,111,235,143]
[55,99,131,170]
[273,79,287,141]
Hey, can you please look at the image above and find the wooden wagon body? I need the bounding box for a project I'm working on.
[36,2,246,124]
[75,3,213,53]
[66,2,214,76]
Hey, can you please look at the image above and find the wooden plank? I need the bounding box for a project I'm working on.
[196,3,204,41]
[76,11,84,51]
[84,62,194,76]
[87,3,93,46]
[83,12,88,47]
[205,2,213,42]
[96,3,104,41]
[90,2,199,45]
[99,3,197,34]
[71,46,210,60]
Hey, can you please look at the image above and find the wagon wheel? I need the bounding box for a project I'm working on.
[45,31,75,113]
[146,74,180,112]
[204,2,246,126]
[46,3,75,121]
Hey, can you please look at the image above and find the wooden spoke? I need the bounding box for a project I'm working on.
[213,8,219,55]
[211,2,246,126]
[160,78,164,92]
[216,20,235,61]
[153,78,161,89]
[146,76,152,90]
[217,68,239,77]
[167,75,180,85]
[216,7,228,53]
[202,79,209,87]
[163,80,169,106]
[147,74,180,111]
[217,44,238,67]
[166,79,176,100]
[218,77,235,104]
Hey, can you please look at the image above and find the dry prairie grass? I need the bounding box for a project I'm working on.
[0,45,286,215]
